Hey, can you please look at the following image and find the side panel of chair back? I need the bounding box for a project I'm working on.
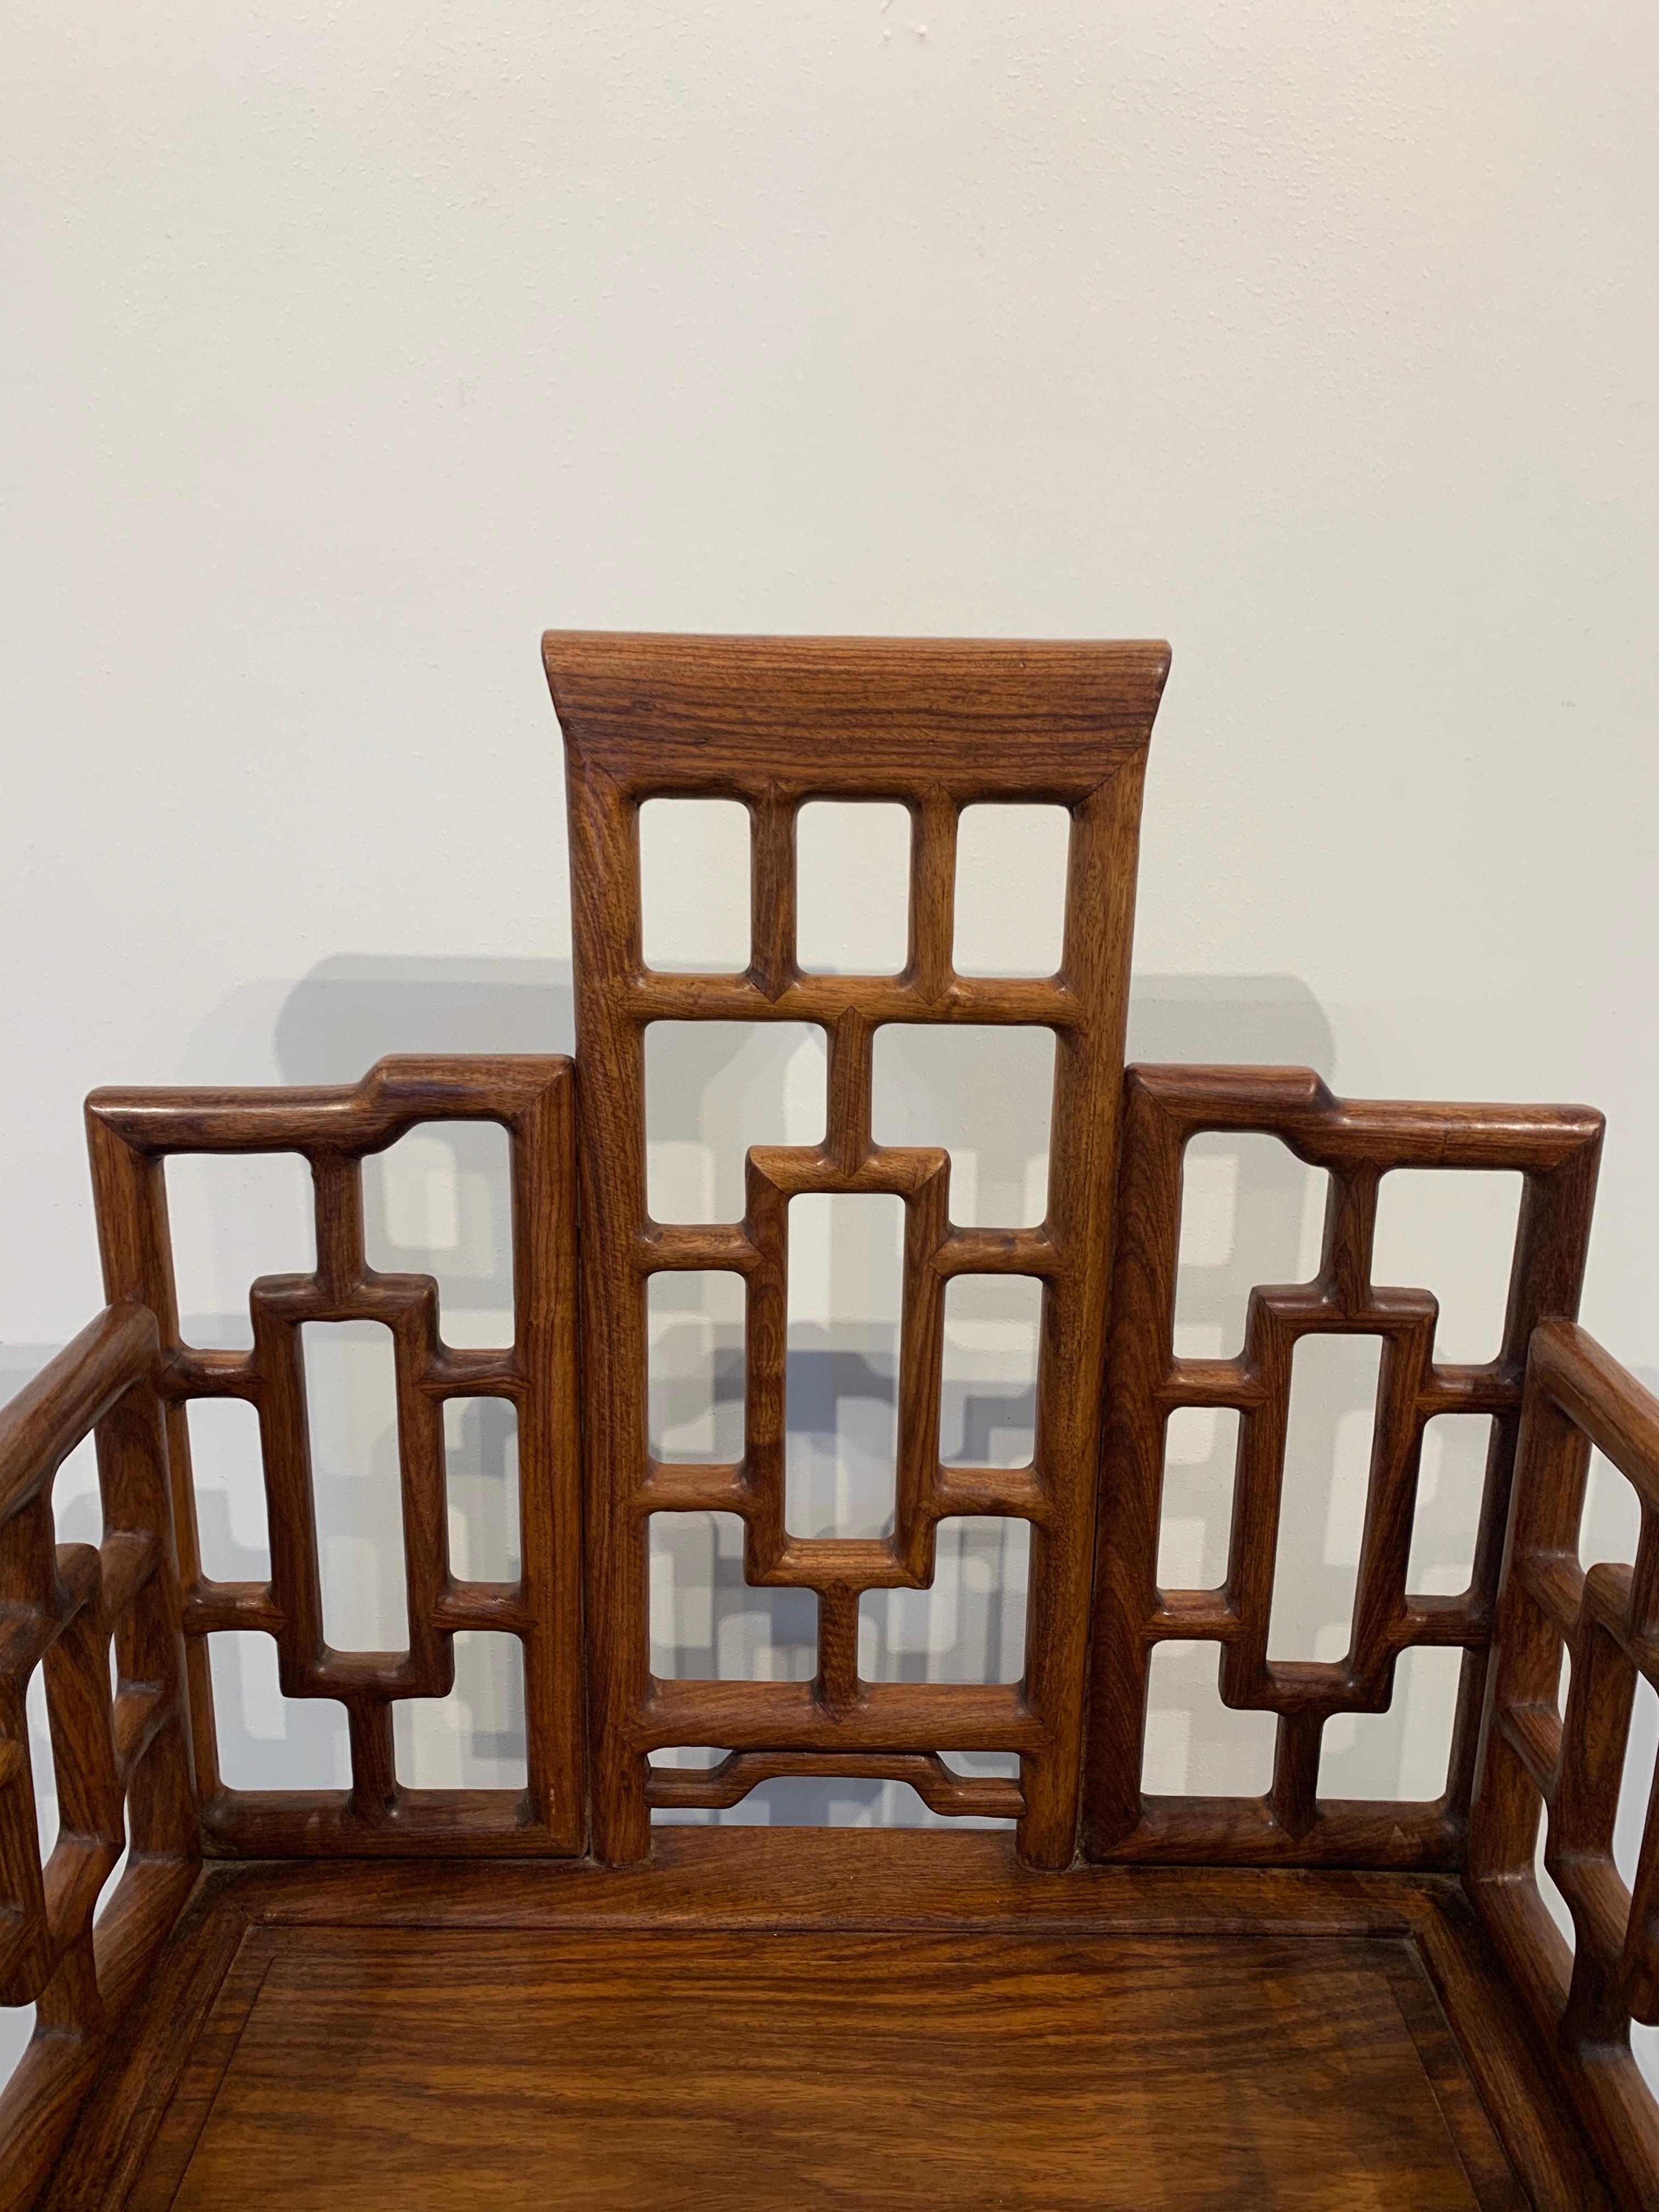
[548,631,1171,1864]
[87,1057,584,1855]
[1084,1066,1602,1867]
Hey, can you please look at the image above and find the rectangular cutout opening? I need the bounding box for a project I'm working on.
[1142,1640,1276,1797]
[1615,1672,1659,1892]
[302,1319,409,1654]
[648,1271,745,1464]
[1318,1644,1463,1801]
[795,800,910,975]
[859,1516,1029,1684]
[186,1396,270,1581]
[206,1631,351,1790]
[1372,1167,1523,1364]
[1581,1443,1643,1571]
[1267,1332,1383,1663]
[0,2008,34,2097]
[165,1150,314,1350]
[1536,1800,1576,1953]
[45,1431,100,1549]
[393,1630,527,1788]
[1157,1406,1240,1591]
[25,1664,58,1866]
[649,1747,1021,1832]
[872,1025,1054,1227]
[645,1021,825,1223]
[649,1511,816,1681]
[940,1274,1040,1468]
[364,1120,514,1350]
[639,797,752,973]
[678,1767,1019,1831]
[952,803,1069,976]
[442,1396,520,1582]
[1174,1133,1328,1361]
[786,1193,903,1539]
[650,1743,730,1770]
[1617,1679,1659,2092]
[1407,1413,1492,1596]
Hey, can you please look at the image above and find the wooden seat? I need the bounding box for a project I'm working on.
[2,636,1655,2208]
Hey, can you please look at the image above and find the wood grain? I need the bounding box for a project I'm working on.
[1470,1320,1659,2209]
[147,1924,1516,2211]
[29,1828,1618,2209]
[0,1306,198,2212]
[1085,1064,1602,1868]
[548,629,1171,1866]
[86,1054,584,1857]
[5,631,1655,2209]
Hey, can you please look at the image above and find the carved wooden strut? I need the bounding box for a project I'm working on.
[0,635,1653,2208]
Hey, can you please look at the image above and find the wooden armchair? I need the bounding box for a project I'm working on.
[2,635,1654,2207]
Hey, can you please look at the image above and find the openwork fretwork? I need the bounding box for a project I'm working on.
[1469,1321,1659,2205]
[0,1304,197,2177]
[84,1055,583,1855]
[550,630,1171,1864]
[1084,1064,1602,1865]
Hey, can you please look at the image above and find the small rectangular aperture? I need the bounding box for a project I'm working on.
[940,1275,1039,1468]
[165,1150,314,1349]
[1407,1413,1491,1596]
[952,804,1070,975]
[186,1396,270,1581]
[1266,1331,1383,1664]
[795,800,911,974]
[443,1396,520,1582]
[1174,1133,1328,1361]
[648,1271,744,1464]
[24,1665,58,1866]
[206,1632,350,1789]
[650,1511,816,1680]
[872,1025,1054,1227]
[364,1120,513,1350]
[645,1020,825,1223]
[786,1193,903,1539]
[1318,1644,1462,1802]
[859,1516,1029,1684]
[302,1319,409,1654]
[1142,1641,1276,1797]
[393,1630,527,1788]
[1372,1167,1523,1363]
[1157,1407,1240,1592]
[639,797,752,972]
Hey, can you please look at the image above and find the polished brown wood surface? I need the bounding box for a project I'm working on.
[4,633,1657,2208]
[39,1834,1615,2211]
[0,1307,198,2212]
[132,1925,1521,2210]
[1086,1065,1602,1869]
[549,629,1172,1867]
[86,1054,583,1857]
[1470,1321,1659,2208]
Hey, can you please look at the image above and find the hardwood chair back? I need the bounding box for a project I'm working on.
[7,631,1658,2205]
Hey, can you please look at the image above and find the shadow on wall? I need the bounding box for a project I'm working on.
[208,957,1385,1827]
[13,959,1521,1849]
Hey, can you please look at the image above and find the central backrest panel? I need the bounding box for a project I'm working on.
[548,633,1171,1864]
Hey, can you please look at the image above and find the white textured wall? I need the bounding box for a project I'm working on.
[4,0,1658,2080]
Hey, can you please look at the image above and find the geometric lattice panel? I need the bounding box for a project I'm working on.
[84,1055,582,1855]
[0,1301,198,2151]
[1084,1063,1603,1867]
[1470,1318,1659,2205]
[549,630,1172,1866]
